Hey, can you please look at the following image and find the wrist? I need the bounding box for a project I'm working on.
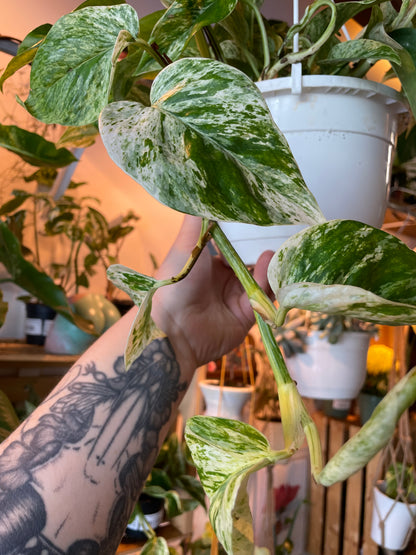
[151,297,198,380]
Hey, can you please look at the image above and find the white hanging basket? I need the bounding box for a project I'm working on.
[284,330,370,400]
[221,76,406,265]
[371,481,416,550]
[199,379,254,420]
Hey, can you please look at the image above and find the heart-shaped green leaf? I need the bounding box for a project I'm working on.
[268,220,416,326]
[0,125,77,167]
[24,5,139,125]
[106,264,167,369]
[135,0,238,78]
[185,415,289,554]
[100,57,324,225]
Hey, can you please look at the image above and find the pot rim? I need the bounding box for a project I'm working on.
[256,74,406,113]
[199,379,255,392]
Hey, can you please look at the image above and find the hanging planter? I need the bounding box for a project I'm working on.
[371,480,416,550]
[199,379,255,421]
[221,76,406,265]
[285,330,370,400]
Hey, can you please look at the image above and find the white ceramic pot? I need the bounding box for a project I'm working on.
[371,482,416,550]
[221,76,406,265]
[285,331,370,400]
[199,379,254,420]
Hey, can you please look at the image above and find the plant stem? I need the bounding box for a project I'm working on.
[266,0,336,78]
[160,218,214,287]
[202,26,225,63]
[243,0,270,76]
[210,223,279,326]
[194,30,212,59]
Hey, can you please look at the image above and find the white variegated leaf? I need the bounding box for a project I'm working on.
[140,536,170,555]
[107,264,166,369]
[268,220,416,325]
[100,57,325,225]
[318,367,416,486]
[107,264,159,306]
[185,416,289,554]
[25,5,139,125]
[125,293,165,371]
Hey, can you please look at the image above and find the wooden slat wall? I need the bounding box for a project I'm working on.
[307,412,382,555]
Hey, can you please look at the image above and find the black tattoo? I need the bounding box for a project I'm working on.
[0,338,186,554]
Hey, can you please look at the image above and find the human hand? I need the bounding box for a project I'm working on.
[152,215,274,375]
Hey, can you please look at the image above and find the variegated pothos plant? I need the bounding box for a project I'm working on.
[2,1,416,553]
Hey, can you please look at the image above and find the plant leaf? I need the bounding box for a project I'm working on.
[135,0,238,78]
[0,125,77,168]
[100,57,324,225]
[268,220,416,326]
[388,28,416,120]
[0,390,21,442]
[140,537,170,555]
[24,5,139,125]
[185,416,289,554]
[323,37,402,66]
[106,264,167,369]
[318,366,416,485]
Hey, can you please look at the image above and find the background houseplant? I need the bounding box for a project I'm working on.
[371,461,416,550]
[125,432,206,552]
[2,1,416,552]
[0,125,139,345]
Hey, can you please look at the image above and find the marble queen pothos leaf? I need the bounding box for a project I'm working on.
[99,57,325,225]
[106,264,167,370]
[24,5,139,125]
[268,219,416,326]
[185,416,290,554]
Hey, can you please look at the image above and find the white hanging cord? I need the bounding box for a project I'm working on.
[291,0,303,93]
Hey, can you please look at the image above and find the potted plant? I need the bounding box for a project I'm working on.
[3,1,416,552]
[282,312,376,401]
[0,126,139,349]
[357,343,397,424]
[371,461,416,550]
[199,335,257,420]
[124,432,206,552]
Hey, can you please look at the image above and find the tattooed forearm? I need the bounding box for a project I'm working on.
[0,338,187,554]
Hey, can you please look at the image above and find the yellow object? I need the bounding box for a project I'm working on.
[366,344,395,376]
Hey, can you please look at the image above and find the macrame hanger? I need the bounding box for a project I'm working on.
[372,326,416,548]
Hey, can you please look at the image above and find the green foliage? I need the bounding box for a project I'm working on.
[2,1,416,553]
[0,390,20,442]
[385,462,416,502]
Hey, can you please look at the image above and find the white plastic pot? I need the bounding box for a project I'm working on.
[285,331,370,400]
[221,75,406,265]
[199,379,254,420]
[371,482,416,550]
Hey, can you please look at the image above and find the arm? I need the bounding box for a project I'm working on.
[0,216,272,554]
